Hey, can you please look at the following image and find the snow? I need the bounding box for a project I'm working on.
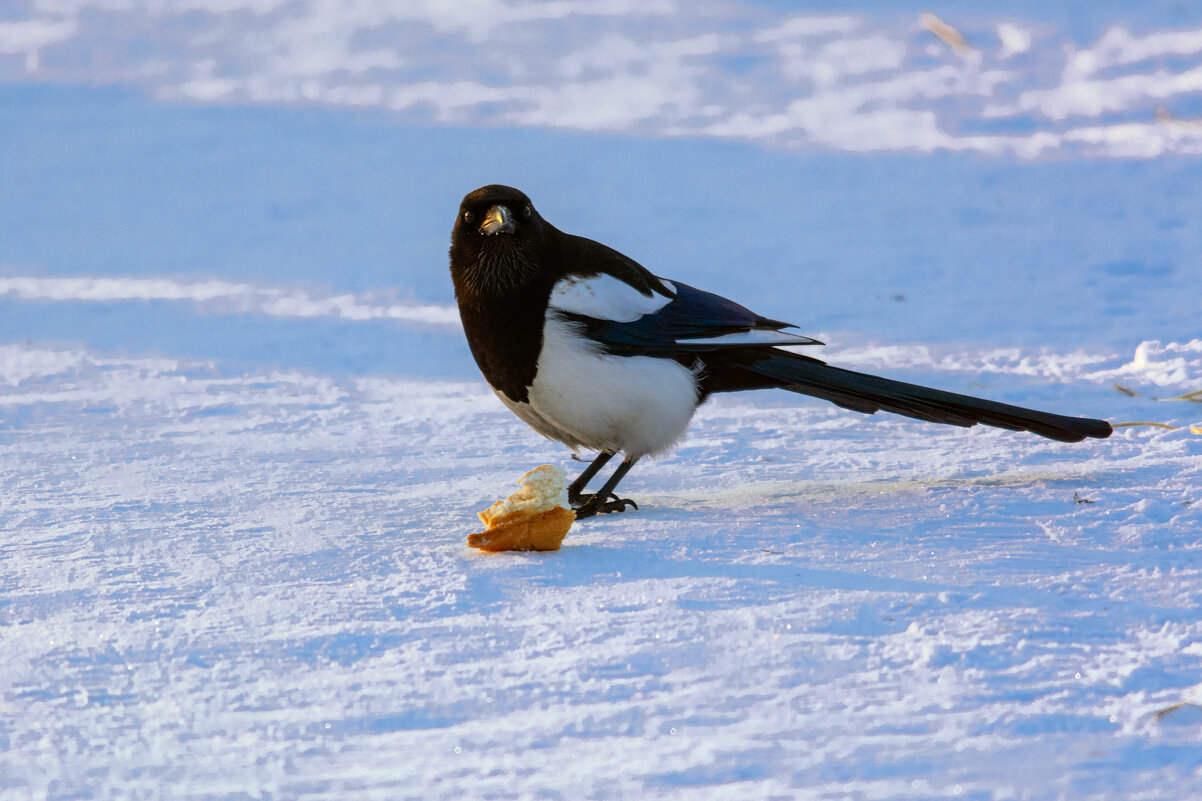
[2,5,1202,799]
[2,343,1200,799]
[996,23,1033,60]
[0,276,461,327]
[4,3,1202,157]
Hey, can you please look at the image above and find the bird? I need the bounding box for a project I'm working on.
[448,184,1112,519]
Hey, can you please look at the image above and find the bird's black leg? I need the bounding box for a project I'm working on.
[567,451,614,506]
[574,458,639,520]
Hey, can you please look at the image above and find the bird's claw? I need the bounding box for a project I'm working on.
[573,493,638,520]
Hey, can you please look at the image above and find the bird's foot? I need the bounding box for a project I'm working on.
[573,493,638,520]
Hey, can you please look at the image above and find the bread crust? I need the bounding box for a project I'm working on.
[468,506,575,552]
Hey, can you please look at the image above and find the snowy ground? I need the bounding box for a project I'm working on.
[3,4,1202,800]
[2,340,1200,800]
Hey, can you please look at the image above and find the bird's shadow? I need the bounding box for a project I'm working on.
[462,469,1130,619]
[544,538,948,596]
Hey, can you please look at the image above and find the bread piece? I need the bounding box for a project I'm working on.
[468,465,575,552]
[468,506,575,551]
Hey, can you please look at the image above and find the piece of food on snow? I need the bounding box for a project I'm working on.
[468,465,575,552]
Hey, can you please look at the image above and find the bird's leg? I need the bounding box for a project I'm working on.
[567,451,614,506]
[573,458,639,519]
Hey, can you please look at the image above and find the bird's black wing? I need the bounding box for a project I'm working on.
[551,277,822,358]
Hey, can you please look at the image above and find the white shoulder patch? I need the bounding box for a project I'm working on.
[548,274,674,323]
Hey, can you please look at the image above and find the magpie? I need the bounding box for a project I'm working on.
[449,184,1112,519]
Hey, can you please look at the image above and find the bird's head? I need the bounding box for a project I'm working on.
[450,184,548,295]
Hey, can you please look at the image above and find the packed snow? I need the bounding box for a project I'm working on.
[2,4,1202,800]
[2,337,1200,799]
[4,2,1202,157]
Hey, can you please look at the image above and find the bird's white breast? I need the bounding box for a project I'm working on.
[508,315,699,459]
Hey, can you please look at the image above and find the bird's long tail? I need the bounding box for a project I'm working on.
[734,349,1112,443]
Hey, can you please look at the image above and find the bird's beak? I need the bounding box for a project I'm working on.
[479,204,516,236]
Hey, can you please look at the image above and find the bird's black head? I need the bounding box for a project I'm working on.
[450,184,548,297]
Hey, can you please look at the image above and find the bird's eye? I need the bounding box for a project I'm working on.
[522,204,532,218]
[463,210,475,224]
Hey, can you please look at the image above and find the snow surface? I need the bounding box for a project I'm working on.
[5,2,1202,157]
[2,340,1200,800]
[3,5,1202,800]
